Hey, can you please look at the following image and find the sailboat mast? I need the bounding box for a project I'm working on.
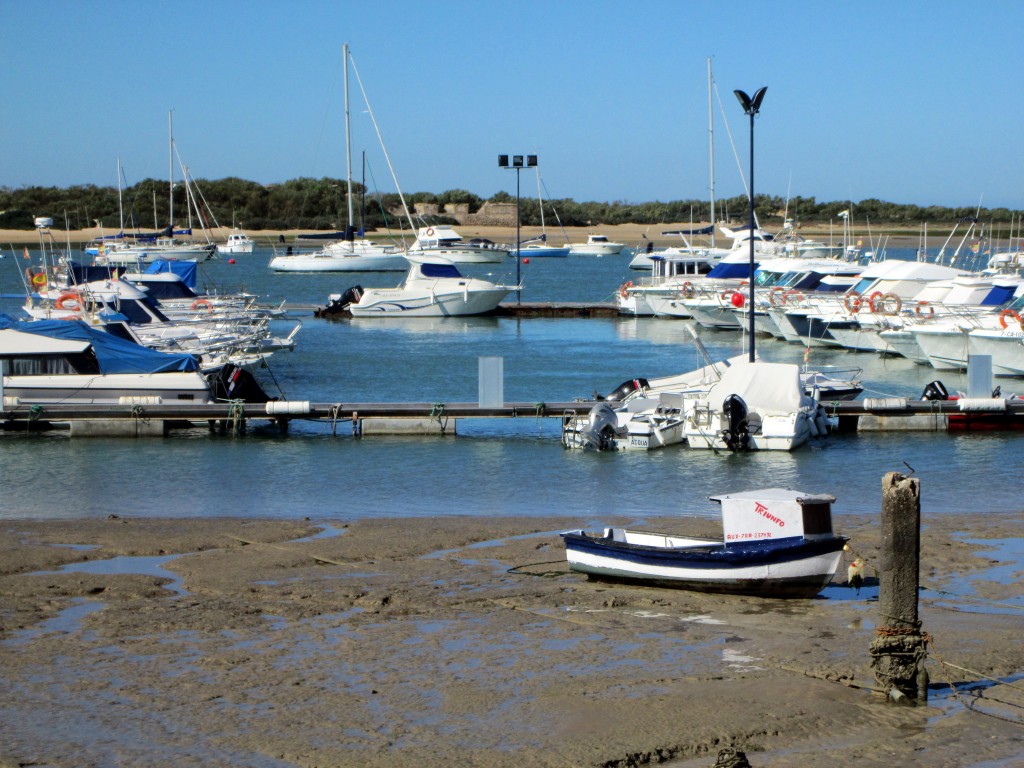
[117,157,124,233]
[168,110,174,229]
[343,43,354,240]
[707,58,716,249]
[536,167,546,237]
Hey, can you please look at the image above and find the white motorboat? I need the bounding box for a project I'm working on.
[0,314,215,405]
[406,225,509,264]
[321,256,514,317]
[561,395,689,451]
[568,234,625,256]
[561,488,849,598]
[683,360,828,451]
[217,231,256,255]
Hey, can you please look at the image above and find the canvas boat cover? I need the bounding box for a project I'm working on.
[704,361,813,414]
[0,313,199,374]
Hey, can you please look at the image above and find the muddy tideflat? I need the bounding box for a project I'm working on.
[1,513,1022,767]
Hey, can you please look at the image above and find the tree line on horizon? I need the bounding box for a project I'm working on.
[1,177,1019,233]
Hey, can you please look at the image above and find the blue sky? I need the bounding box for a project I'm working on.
[3,0,1023,209]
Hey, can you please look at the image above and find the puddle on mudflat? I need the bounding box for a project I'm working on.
[928,537,1024,614]
[6,598,105,645]
[31,555,187,596]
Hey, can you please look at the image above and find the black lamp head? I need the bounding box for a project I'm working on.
[734,86,767,115]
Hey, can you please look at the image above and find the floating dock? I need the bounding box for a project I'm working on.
[3,397,1022,437]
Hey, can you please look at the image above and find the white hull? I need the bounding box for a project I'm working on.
[568,244,624,256]
[96,243,216,265]
[405,246,506,264]
[3,372,214,405]
[911,328,971,371]
[968,330,1024,376]
[565,545,844,590]
[270,252,408,272]
[685,412,817,451]
[349,287,509,317]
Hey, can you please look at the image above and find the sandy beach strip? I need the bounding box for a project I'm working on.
[1,511,1022,767]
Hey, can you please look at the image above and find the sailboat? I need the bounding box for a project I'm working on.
[518,170,570,258]
[270,44,408,273]
[94,116,217,266]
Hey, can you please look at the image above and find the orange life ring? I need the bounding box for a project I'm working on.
[876,292,902,315]
[867,290,885,313]
[619,281,634,299]
[784,290,804,304]
[55,292,83,311]
[768,287,786,306]
[192,298,213,311]
[680,281,695,299]
[425,227,435,237]
[720,289,734,301]
[843,293,862,314]
[915,301,934,317]
[998,309,1023,331]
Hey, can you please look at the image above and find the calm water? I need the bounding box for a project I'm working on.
[1,244,1019,522]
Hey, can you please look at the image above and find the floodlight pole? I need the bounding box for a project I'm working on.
[498,154,537,305]
[734,87,766,363]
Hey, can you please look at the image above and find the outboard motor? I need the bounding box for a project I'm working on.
[720,394,750,451]
[316,285,363,318]
[577,402,621,451]
[600,377,650,402]
[211,363,272,404]
[921,380,949,401]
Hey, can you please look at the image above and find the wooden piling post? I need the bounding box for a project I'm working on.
[869,471,928,703]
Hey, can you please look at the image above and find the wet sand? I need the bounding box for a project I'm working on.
[1,511,1022,767]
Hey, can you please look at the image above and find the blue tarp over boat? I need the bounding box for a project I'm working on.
[144,259,199,290]
[0,313,200,374]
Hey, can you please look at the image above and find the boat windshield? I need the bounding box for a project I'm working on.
[419,262,463,279]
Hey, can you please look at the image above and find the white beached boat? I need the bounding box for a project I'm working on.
[320,256,513,317]
[561,488,849,598]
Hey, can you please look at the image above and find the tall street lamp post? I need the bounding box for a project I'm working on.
[733,87,766,363]
[498,153,536,304]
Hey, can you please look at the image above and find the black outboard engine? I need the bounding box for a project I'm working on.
[720,394,750,451]
[316,285,363,318]
[921,380,949,401]
[600,377,650,402]
[211,363,272,404]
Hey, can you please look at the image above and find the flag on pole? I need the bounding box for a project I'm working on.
[22,247,30,260]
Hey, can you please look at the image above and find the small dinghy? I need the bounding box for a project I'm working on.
[561,489,848,598]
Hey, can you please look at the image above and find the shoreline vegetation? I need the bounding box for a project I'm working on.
[2,178,1019,247]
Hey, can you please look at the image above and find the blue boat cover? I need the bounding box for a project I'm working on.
[707,260,759,279]
[144,259,199,290]
[0,314,200,373]
[982,284,1017,306]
